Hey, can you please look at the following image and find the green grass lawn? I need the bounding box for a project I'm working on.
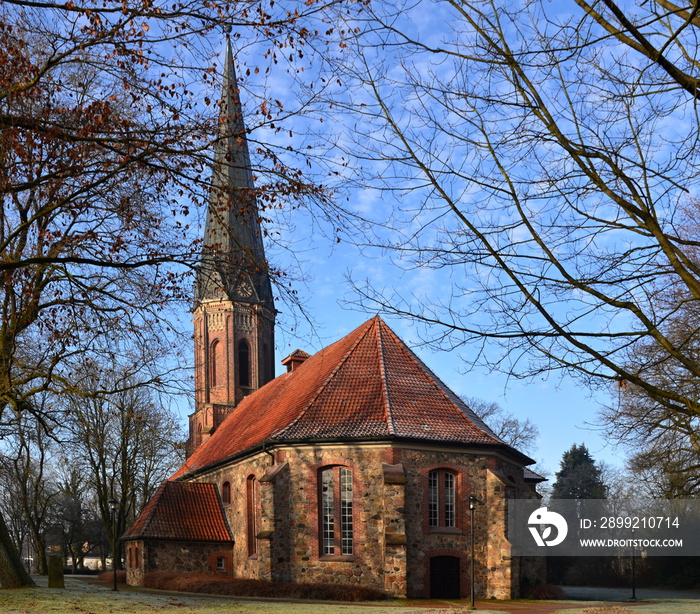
[0,577,505,614]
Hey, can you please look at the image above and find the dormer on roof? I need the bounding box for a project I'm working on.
[281,349,310,373]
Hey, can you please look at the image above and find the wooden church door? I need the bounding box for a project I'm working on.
[429,555,461,598]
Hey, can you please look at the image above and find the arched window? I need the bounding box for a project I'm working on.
[262,344,270,383]
[246,475,257,556]
[428,469,457,528]
[319,466,354,556]
[238,339,251,387]
[222,481,231,505]
[209,339,220,387]
[128,546,132,569]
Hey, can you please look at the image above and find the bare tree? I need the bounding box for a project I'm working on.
[317,0,700,472]
[62,360,184,571]
[0,457,31,571]
[462,396,539,454]
[603,366,700,498]
[53,464,96,573]
[599,214,700,496]
[0,0,351,418]
[0,0,361,586]
[0,402,60,576]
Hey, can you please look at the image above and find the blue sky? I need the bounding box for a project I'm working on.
[165,25,635,484]
[263,218,624,481]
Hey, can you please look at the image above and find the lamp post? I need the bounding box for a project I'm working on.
[108,498,119,591]
[468,494,481,610]
[631,527,637,600]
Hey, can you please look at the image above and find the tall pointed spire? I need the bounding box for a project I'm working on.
[196,38,274,310]
[188,37,277,458]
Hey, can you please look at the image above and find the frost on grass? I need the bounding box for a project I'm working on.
[0,579,514,614]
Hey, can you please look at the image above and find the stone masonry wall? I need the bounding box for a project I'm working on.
[398,447,540,599]
[191,453,268,580]
[125,540,144,586]
[190,444,401,593]
[187,442,539,599]
[125,539,233,586]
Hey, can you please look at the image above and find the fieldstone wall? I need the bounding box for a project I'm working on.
[125,539,233,586]
[125,540,144,586]
[486,469,512,598]
[282,445,388,589]
[191,444,402,593]
[382,462,407,596]
[398,447,541,599]
[400,448,483,598]
[186,442,541,599]
[191,452,270,580]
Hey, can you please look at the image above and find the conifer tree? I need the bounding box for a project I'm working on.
[551,444,607,500]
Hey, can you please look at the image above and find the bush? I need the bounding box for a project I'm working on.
[142,571,388,602]
[97,570,127,584]
[522,584,567,600]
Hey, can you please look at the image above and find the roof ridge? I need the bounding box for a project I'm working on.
[380,320,504,445]
[376,319,397,436]
[144,480,169,536]
[127,480,167,539]
[273,319,377,439]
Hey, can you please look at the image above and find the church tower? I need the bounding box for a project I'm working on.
[188,39,276,457]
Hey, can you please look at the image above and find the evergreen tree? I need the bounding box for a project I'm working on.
[551,444,607,499]
[548,444,609,584]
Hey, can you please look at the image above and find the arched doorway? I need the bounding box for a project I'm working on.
[429,555,461,598]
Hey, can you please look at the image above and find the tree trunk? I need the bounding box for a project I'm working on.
[0,512,35,588]
[29,530,47,576]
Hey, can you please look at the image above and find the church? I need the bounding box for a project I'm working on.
[121,39,544,600]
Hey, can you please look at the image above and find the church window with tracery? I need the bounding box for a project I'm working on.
[429,469,457,528]
[320,466,354,556]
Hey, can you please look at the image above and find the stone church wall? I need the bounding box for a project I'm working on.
[191,445,398,591]
[125,539,233,586]
[187,442,540,599]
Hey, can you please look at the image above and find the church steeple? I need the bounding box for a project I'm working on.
[188,38,276,458]
[196,39,274,310]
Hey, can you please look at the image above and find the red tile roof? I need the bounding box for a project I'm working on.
[122,481,232,542]
[173,317,532,480]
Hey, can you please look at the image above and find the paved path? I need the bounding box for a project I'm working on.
[561,586,700,601]
[469,600,647,614]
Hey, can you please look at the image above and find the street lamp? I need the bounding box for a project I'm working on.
[631,527,637,600]
[468,494,481,610]
[108,498,119,591]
